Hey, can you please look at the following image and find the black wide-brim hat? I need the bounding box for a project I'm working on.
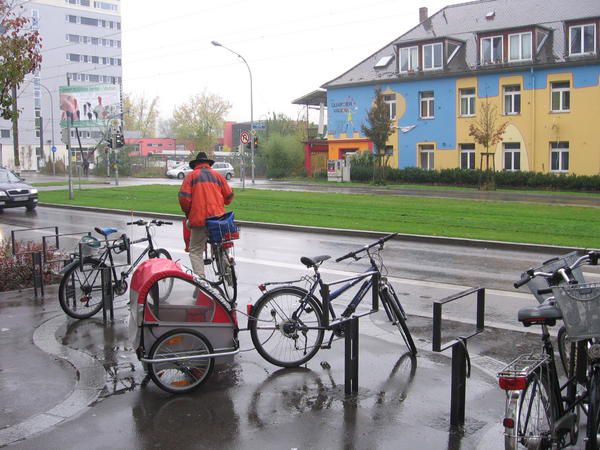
[189,152,215,169]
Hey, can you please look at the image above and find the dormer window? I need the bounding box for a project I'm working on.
[509,32,532,61]
[399,46,419,72]
[569,24,596,55]
[480,35,503,64]
[422,42,443,70]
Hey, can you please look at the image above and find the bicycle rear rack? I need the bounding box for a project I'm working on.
[499,353,549,379]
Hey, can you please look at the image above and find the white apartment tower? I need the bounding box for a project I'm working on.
[0,0,122,171]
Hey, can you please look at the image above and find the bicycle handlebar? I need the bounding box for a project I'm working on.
[126,219,173,227]
[514,251,599,289]
[335,233,398,263]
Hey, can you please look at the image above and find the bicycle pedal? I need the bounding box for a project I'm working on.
[203,258,212,265]
[321,343,331,350]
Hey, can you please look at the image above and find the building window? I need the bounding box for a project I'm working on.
[550,142,569,172]
[551,81,570,112]
[1,129,10,138]
[508,32,532,61]
[420,91,435,119]
[383,94,396,120]
[503,143,521,171]
[419,144,435,170]
[480,36,503,64]
[399,46,418,72]
[459,144,475,169]
[569,24,596,55]
[504,85,521,115]
[459,88,475,116]
[422,43,442,70]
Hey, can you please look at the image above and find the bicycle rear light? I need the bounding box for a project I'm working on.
[503,418,515,429]
[258,283,266,293]
[246,304,253,316]
[222,242,234,249]
[498,376,527,391]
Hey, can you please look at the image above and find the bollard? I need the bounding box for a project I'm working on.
[101,267,114,323]
[344,316,359,395]
[450,339,468,427]
[31,251,44,299]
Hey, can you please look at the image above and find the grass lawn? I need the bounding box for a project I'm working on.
[32,180,105,187]
[40,185,600,248]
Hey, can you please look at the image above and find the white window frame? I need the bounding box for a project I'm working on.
[480,35,503,64]
[550,142,569,172]
[419,144,435,170]
[551,81,570,112]
[399,46,419,72]
[422,43,443,71]
[508,32,532,61]
[459,144,475,169]
[420,91,435,119]
[503,143,521,171]
[503,85,521,115]
[459,88,475,117]
[569,24,597,56]
[383,94,396,120]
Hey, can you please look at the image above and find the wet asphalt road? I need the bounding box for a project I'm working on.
[1,205,599,449]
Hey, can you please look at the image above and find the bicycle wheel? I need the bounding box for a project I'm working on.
[588,368,600,450]
[506,367,555,450]
[152,248,174,302]
[380,286,417,356]
[147,329,214,394]
[58,257,106,319]
[249,287,325,368]
[214,245,237,302]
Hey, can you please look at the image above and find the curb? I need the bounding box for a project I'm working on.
[39,202,585,254]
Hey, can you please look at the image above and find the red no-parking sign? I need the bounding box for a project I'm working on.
[240,130,250,144]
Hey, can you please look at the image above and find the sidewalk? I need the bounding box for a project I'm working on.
[0,283,521,449]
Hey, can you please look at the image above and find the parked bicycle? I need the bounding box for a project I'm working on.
[203,212,239,303]
[498,250,600,450]
[248,233,417,368]
[58,219,173,319]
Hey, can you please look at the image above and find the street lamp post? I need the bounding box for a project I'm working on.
[39,83,56,175]
[211,40,255,184]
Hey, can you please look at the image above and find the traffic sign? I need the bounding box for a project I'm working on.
[51,146,57,153]
[240,130,250,144]
[252,122,266,130]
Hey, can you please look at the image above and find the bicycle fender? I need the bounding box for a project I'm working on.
[60,259,80,274]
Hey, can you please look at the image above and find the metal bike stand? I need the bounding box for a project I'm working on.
[432,287,485,428]
[344,316,359,395]
[101,267,114,323]
[31,251,44,299]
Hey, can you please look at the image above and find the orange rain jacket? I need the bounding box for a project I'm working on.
[178,163,234,227]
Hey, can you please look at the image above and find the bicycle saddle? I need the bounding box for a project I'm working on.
[518,304,563,327]
[300,255,331,268]
[95,227,118,237]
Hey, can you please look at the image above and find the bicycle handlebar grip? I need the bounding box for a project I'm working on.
[537,287,553,295]
[164,221,173,225]
[589,250,600,265]
[514,275,531,289]
[335,252,355,263]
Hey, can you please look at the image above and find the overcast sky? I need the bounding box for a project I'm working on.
[121,0,462,123]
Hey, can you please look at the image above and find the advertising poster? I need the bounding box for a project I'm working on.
[59,84,121,128]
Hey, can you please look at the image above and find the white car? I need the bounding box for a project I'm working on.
[166,162,235,180]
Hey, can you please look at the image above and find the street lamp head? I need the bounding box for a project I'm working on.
[211,40,222,47]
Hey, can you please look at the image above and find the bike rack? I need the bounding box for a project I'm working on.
[320,273,379,396]
[101,267,114,323]
[42,231,91,265]
[10,226,60,299]
[432,286,485,428]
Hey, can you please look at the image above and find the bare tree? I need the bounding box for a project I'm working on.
[361,87,394,184]
[123,93,159,138]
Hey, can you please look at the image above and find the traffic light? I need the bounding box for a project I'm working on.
[106,136,113,149]
[253,136,259,148]
[115,131,124,148]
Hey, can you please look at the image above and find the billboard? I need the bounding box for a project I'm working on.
[59,84,121,128]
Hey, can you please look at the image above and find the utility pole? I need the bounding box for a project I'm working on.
[112,130,119,186]
[11,85,20,174]
[66,76,74,199]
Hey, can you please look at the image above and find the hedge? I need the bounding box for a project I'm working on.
[350,165,600,191]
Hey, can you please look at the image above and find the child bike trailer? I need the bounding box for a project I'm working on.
[129,258,239,394]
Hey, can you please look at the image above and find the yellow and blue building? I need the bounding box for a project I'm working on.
[314,0,600,175]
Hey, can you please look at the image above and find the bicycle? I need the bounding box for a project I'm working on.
[248,233,417,368]
[58,219,174,319]
[498,250,600,450]
[203,212,239,302]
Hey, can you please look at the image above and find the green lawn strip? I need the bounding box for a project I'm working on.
[32,180,105,187]
[39,185,600,248]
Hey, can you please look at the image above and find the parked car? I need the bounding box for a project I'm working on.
[166,163,192,179]
[166,162,235,180]
[0,168,38,212]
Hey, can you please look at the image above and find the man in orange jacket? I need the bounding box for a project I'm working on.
[178,152,234,276]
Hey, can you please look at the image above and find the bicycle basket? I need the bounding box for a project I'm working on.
[78,235,101,258]
[525,251,587,304]
[553,283,600,341]
[206,212,238,243]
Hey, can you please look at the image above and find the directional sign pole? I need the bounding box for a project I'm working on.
[51,146,56,176]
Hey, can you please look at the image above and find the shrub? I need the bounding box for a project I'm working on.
[40,157,66,175]
[0,240,64,292]
[262,133,304,179]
